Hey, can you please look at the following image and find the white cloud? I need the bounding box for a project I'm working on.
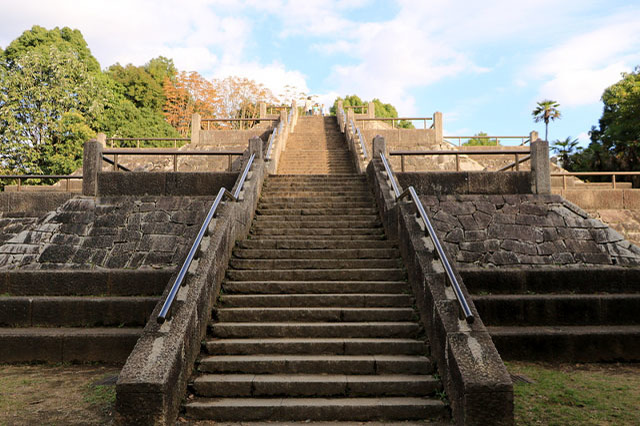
[533,12,640,107]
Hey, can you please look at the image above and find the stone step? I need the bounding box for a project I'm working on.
[258,201,376,209]
[462,268,640,295]
[184,396,447,422]
[255,208,378,216]
[222,281,408,295]
[473,293,640,326]
[216,308,415,323]
[260,196,373,203]
[197,354,435,375]
[227,269,405,282]
[210,322,420,339]
[204,337,428,355]
[232,248,398,260]
[0,327,141,363]
[0,296,158,327]
[253,214,379,222]
[236,239,396,250]
[252,219,381,229]
[259,193,371,200]
[218,293,412,308]
[229,258,399,270]
[268,174,364,180]
[263,182,368,189]
[250,228,384,237]
[192,374,441,397]
[487,324,640,362]
[244,235,389,241]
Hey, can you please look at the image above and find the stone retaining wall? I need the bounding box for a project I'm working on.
[419,194,640,268]
[97,172,237,196]
[0,195,211,270]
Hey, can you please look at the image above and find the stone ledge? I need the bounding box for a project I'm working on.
[98,172,237,196]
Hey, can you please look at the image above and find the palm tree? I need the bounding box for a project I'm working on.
[551,136,579,169]
[532,100,561,141]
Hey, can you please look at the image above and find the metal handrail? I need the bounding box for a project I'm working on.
[390,149,530,172]
[356,128,368,160]
[551,171,640,190]
[378,152,474,323]
[106,137,189,148]
[444,135,530,147]
[0,174,83,192]
[157,153,256,323]
[101,149,244,172]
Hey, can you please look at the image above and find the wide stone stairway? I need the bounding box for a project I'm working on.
[183,117,448,422]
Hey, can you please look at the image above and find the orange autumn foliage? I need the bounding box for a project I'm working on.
[163,71,219,135]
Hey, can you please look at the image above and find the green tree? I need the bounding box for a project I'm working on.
[551,137,579,170]
[145,56,177,86]
[331,95,413,128]
[588,67,640,172]
[2,25,100,72]
[106,63,165,111]
[532,99,561,141]
[463,132,496,146]
[0,45,103,174]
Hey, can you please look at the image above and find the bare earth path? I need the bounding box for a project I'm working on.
[0,364,119,425]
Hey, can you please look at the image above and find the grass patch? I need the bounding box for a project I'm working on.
[507,361,640,425]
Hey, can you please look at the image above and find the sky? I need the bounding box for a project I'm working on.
[1,0,640,147]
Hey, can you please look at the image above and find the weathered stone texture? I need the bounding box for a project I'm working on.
[421,194,640,267]
[0,195,210,270]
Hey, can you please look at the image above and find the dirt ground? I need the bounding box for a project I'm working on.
[0,364,119,426]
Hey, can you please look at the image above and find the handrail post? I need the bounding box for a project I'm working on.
[401,155,405,172]
[82,138,102,196]
[515,154,519,171]
[455,153,460,171]
[613,174,617,189]
[191,113,201,145]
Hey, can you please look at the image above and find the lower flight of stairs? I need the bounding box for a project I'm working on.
[0,272,165,363]
[467,270,640,362]
[183,175,449,422]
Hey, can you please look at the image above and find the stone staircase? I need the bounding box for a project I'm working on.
[467,269,640,362]
[0,271,167,363]
[278,116,356,174]
[183,118,448,422]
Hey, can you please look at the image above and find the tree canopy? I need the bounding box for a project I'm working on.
[463,132,497,146]
[330,95,414,128]
[532,99,561,142]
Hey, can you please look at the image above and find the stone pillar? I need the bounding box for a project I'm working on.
[249,136,263,159]
[337,100,343,112]
[433,111,443,145]
[191,113,201,145]
[259,102,267,119]
[280,109,287,125]
[530,131,550,194]
[368,101,375,118]
[372,135,386,158]
[96,133,107,147]
[82,139,102,196]
[347,108,354,126]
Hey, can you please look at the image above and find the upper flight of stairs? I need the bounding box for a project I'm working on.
[183,118,449,422]
[278,116,356,175]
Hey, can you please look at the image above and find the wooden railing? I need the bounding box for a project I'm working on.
[200,118,278,131]
[357,117,433,129]
[552,171,640,189]
[444,135,530,147]
[101,148,244,172]
[0,175,83,192]
[106,137,189,148]
[389,149,530,172]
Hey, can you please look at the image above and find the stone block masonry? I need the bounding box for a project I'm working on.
[420,194,640,267]
[0,195,210,270]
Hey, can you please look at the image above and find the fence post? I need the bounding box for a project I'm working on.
[82,138,102,196]
[433,112,443,145]
[530,131,550,194]
[259,102,267,120]
[368,101,375,118]
[191,113,201,145]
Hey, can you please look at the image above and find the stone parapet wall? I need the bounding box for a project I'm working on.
[0,192,75,215]
[555,188,640,210]
[97,172,237,196]
[0,195,211,270]
[397,171,532,195]
[419,193,640,268]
